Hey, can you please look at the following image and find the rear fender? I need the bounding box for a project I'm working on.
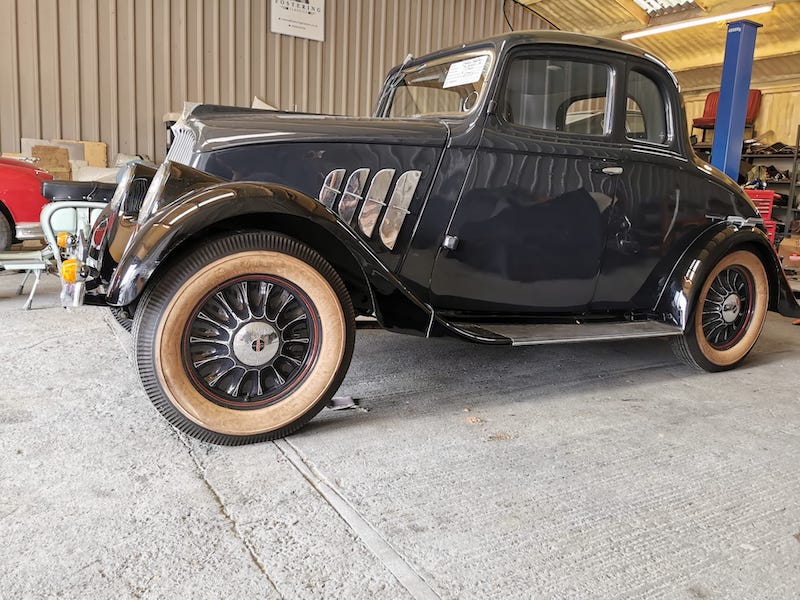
[656,223,800,328]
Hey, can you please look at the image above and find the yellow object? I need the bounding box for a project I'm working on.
[56,232,70,248]
[61,258,80,283]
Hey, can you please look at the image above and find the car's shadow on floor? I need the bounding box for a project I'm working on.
[298,316,799,438]
[301,330,698,436]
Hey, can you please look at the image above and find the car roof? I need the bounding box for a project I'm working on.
[411,30,670,72]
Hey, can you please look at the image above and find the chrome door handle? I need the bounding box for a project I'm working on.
[601,166,624,176]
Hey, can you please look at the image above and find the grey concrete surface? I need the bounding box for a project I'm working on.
[1,269,799,600]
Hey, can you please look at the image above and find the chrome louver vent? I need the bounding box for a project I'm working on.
[318,168,422,250]
[359,169,396,237]
[338,169,370,225]
[166,125,196,166]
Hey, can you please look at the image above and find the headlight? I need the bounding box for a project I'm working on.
[138,161,170,225]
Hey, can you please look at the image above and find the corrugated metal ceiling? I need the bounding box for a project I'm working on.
[516,0,800,90]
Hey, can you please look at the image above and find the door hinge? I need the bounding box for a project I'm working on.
[442,234,459,251]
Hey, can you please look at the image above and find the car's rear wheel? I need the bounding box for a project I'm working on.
[671,249,768,372]
[133,231,355,445]
[0,211,12,250]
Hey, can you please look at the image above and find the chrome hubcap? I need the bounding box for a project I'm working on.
[701,266,752,350]
[184,277,316,408]
[232,322,280,366]
[720,293,741,324]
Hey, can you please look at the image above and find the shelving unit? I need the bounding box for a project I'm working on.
[744,124,800,225]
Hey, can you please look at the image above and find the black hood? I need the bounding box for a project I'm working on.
[186,105,449,152]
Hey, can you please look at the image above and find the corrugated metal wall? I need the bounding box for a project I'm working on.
[0,0,547,163]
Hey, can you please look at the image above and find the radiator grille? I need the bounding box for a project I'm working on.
[166,126,196,166]
[121,177,150,216]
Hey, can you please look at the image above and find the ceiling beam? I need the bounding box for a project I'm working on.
[613,0,650,25]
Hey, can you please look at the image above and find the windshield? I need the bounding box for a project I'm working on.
[386,51,493,118]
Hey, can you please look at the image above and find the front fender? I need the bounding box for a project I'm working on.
[105,182,434,333]
[107,182,339,305]
[656,223,800,328]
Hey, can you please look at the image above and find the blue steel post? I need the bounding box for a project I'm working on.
[710,20,761,181]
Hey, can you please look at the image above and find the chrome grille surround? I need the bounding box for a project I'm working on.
[166,124,196,166]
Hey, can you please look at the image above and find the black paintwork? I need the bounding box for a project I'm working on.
[97,30,800,339]
[42,181,117,202]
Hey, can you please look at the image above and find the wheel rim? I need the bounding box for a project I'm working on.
[182,275,319,409]
[701,265,754,351]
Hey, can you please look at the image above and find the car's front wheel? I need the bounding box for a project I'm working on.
[671,249,768,372]
[133,231,355,445]
[109,307,133,332]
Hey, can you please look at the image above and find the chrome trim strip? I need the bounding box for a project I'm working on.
[319,169,346,209]
[379,170,421,250]
[725,215,763,228]
[15,222,44,240]
[338,168,370,225]
[358,168,395,237]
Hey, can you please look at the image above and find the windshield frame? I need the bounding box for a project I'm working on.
[376,48,496,119]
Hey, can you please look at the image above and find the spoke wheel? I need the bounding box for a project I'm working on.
[671,249,768,372]
[133,232,355,445]
[700,266,753,350]
[184,275,317,408]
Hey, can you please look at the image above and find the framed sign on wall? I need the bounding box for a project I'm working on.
[270,0,325,42]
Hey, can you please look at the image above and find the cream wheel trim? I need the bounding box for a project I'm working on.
[154,251,346,436]
[693,250,768,368]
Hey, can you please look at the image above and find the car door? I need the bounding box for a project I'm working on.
[429,49,626,313]
[591,60,702,310]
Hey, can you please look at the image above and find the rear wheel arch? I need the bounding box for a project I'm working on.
[740,239,780,311]
[657,226,778,326]
[671,247,769,371]
[687,236,778,314]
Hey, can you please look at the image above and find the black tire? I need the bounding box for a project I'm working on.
[109,307,133,332]
[133,231,355,445]
[671,249,768,372]
[0,211,12,251]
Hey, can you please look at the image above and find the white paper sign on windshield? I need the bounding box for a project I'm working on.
[443,55,488,89]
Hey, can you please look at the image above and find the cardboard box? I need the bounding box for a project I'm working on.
[22,138,84,161]
[32,145,71,180]
[777,235,800,270]
[56,140,107,168]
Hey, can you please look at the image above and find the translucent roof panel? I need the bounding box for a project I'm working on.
[633,0,699,16]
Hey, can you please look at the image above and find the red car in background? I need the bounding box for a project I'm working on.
[0,157,53,250]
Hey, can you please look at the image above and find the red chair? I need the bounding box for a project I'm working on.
[691,89,761,142]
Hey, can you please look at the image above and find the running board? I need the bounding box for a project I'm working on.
[447,320,682,346]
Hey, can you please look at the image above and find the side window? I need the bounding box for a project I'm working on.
[626,70,668,145]
[500,57,612,137]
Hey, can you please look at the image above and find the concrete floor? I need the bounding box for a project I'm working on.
[1,269,799,600]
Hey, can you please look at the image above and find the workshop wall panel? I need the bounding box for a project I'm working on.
[0,0,547,163]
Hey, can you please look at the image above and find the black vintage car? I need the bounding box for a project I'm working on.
[63,31,800,445]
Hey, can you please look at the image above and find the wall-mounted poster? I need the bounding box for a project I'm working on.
[270,0,325,42]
